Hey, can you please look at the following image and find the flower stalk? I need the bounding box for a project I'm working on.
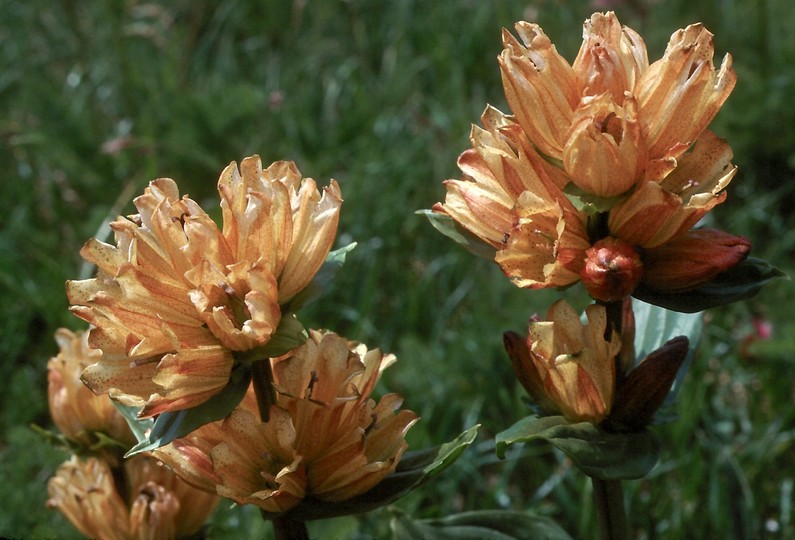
[250,356,310,539]
[593,299,629,540]
[251,358,277,424]
[592,477,629,540]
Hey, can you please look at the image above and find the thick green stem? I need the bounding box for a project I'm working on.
[592,299,630,539]
[592,477,629,540]
[271,514,310,540]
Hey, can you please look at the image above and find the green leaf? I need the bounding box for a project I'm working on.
[391,509,573,540]
[125,361,252,457]
[255,314,308,358]
[284,242,357,313]
[563,182,629,214]
[633,257,786,313]
[631,298,702,400]
[114,402,155,444]
[265,425,480,521]
[495,416,660,480]
[418,209,496,260]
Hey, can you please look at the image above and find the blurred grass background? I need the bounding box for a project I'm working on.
[1,0,793,538]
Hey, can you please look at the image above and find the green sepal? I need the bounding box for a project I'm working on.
[123,361,252,457]
[262,425,479,521]
[251,314,308,359]
[391,508,573,540]
[633,257,786,313]
[563,183,629,214]
[418,209,496,260]
[114,402,155,443]
[283,242,357,313]
[495,415,660,480]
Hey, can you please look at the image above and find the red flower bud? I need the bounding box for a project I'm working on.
[641,228,751,292]
[580,237,644,302]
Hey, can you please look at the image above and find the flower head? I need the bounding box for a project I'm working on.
[499,12,735,194]
[47,329,136,451]
[434,12,748,303]
[154,331,417,514]
[67,156,341,417]
[47,455,218,540]
[504,300,621,423]
[434,107,590,289]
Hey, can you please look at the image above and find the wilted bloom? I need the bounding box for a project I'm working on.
[504,301,621,423]
[47,455,219,540]
[67,156,341,417]
[47,328,136,451]
[434,12,749,303]
[155,331,418,514]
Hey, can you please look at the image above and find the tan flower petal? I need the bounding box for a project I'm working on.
[48,329,136,450]
[563,94,646,197]
[609,131,735,247]
[637,24,736,158]
[496,192,589,288]
[278,178,343,302]
[47,456,218,540]
[499,22,580,158]
[211,408,305,514]
[509,301,620,423]
[573,12,648,102]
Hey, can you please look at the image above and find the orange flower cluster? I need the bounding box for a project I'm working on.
[434,12,750,302]
[153,331,418,514]
[46,330,219,538]
[67,156,341,417]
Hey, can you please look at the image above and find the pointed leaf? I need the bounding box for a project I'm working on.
[391,509,572,540]
[495,415,660,480]
[114,402,155,444]
[284,242,357,312]
[256,314,308,358]
[266,425,480,521]
[125,362,252,457]
[633,257,786,313]
[610,336,690,430]
[418,209,496,260]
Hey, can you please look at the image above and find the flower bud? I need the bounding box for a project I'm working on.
[580,237,644,301]
[504,301,621,424]
[641,228,751,292]
[609,336,689,429]
[47,329,136,452]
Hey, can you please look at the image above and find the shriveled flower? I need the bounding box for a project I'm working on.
[47,328,136,451]
[67,156,342,417]
[155,331,418,515]
[47,455,218,540]
[504,300,621,423]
